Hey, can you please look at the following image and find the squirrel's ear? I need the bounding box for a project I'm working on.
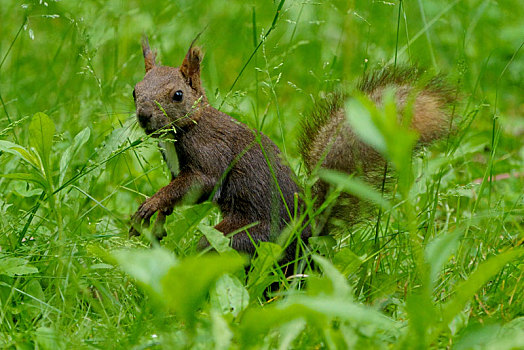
[180,46,203,88]
[141,36,157,73]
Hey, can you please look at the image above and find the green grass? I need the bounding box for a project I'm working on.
[1,0,523,348]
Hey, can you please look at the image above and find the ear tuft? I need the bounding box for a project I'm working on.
[180,46,203,83]
[142,36,157,72]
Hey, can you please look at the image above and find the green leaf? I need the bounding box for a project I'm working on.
[346,92,419,197]
[345,97,387,154]
[168,202,215,241]
[0,140,42,171]
[112,247,177,296]
[332,247,363,276]
[59,127,90,185]
[29,112,55,174]
[35,326,65,350]
[453,319,524,350]
[199,223,233,254]
[240,296,399,347]
[453,323,502,350]
[425,229,462,287]
[247,242,282,297]
[401,292,438,349]
[277,319,307,350]
[312,255,352,299]
[308,235,336,259]
[210,274,249,317]
[211,310,233,350]
[491,317,524,350]
[239,304,305,347]
[295,296,398,332]
[0,172,48,190]
[161,253,245,327]
[0,256,39,276]
[319,169,392,209]
[23,279,45,320]
[380,92,419,195]
[437,248,524,338]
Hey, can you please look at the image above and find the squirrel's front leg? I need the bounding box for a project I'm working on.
[130,170,215,233]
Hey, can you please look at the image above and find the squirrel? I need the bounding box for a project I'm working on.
[130,38,456,260]
[130,38,309,261]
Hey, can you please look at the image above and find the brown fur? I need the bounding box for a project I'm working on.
[130,39,309,261]
[300,66,456,230]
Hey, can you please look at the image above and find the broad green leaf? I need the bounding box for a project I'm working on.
[346,92,419,197]
[161,253,245,327]
[59,127,90,185]
[11,182,43,197]
[319,169,391,209]
[453,323,501,350]
[29,112,55,174]
[296,296,398,332]
[211,310,233,350]
[487,317,524,350]
[332,247,363,276]
[401,292,438,350]
[0,172,48,190]
[312,255,352,299]
[448,310,469,336]
[210,274,249,317]
[437,248,524,338]
[23,279,45,320]
[240,296,399,347]
[345,97,386,154]
[381,92,418,194]
[278,319,307,350]
[240,304,308,346]
[453,319,524,350]
[169,202,215,241]
[199,223,233,254]
[0,140,42,171]
[0,257,39,276]
[308,235,336,259]
[112,247,177,296]
[35,326,65,350]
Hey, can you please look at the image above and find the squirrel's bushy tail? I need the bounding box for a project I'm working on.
[299,66,457,228]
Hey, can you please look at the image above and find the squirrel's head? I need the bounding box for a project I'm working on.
[133,37,207,136]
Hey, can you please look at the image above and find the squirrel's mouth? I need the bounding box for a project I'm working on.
[143,127,155,135]
[139,120,160,137]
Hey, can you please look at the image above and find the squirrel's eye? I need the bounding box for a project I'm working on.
[173,90,183,102]
[132,89,136,100]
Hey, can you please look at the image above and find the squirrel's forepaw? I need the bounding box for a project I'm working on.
[132,197,162,226]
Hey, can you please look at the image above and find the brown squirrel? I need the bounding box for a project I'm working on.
[130,38,456,259]
[130,38,308,260]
